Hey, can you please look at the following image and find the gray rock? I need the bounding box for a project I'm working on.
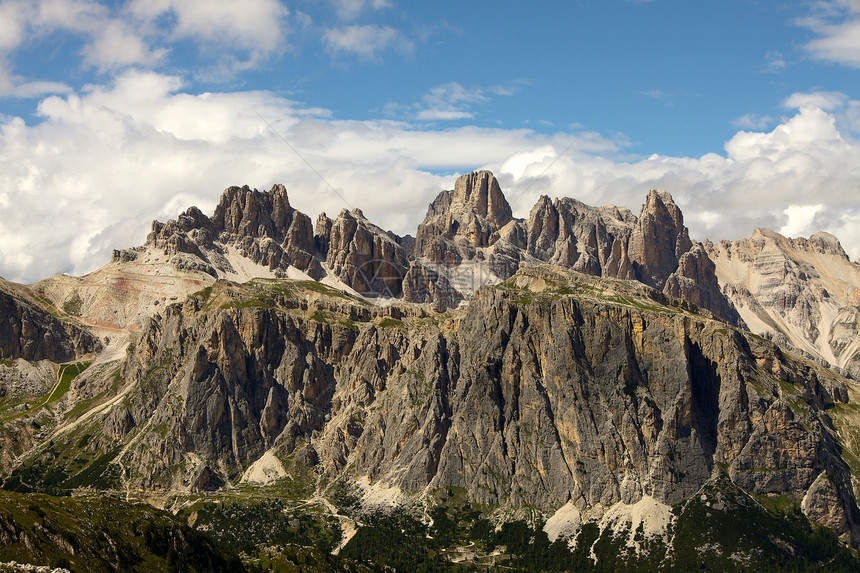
[706,228,860,377]
[0,280,100,362]
[102,267,857,541]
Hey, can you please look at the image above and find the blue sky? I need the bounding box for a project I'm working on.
[1,0,860,282]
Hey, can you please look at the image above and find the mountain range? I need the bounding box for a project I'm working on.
[2,170,860,571]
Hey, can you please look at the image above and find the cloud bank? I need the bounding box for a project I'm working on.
[800,0,860,67]
[1,72,859,283]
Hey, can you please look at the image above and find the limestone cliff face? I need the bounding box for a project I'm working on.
[415,170,513,257]
[410,173,739,324]
[316,209,411,297]
[0,279,100,362]
[111,293,356,491]
[706,228,860,377]
[102,268,856,539]
[143,184,322,279]
[525,196,636,279]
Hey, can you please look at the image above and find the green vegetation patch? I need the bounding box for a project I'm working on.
[0,489,244,572]
[499,269,678,314]
[827,402,860,485]
[341,506,604,572]
[192,285,213,302]
[28,291,62,320]
[0,361,90,423]
[606,294,671,313]
[671,477,858,572]
[377,317,404,329]
[220,296,277,310]
[49,361,90,403]
[335,478,859,572]
[295,280,353,300]
[61,294,83,317]
[64,364,125,422]
[181,498,341,556]
[3,423,122,495]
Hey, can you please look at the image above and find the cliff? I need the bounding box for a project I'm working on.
[22,267,853,542]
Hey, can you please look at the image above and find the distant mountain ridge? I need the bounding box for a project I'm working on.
[110,171,739,324]
[707,228,860,378]
[115,169,859,376]
[3,170,860,570]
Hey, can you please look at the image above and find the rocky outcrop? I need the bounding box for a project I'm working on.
[315,209,411,297]
[401,261,464,310]
[0,280,100,362]
[706,228,860,377]
[629,189,692,288]
[130,173,739,322]
[410,173,739,323]
[142,184,415,297]
[145,184,322,279]
[415,170,513,258]
[92,267,856,540]
[411,171,520,288]
[211,184,320,275]
[525,196,637,277]
[665,244,741,325]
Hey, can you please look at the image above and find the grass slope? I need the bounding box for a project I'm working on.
[0,490,244,572]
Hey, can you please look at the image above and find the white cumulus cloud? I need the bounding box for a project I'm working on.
[2,77,860,283]
[799,0,860,67]
[129,0,289,55]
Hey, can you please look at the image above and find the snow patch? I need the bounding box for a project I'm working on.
[240,451,288,485]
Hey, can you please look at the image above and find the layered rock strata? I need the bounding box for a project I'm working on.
[91,268,857,540]
[706,229,860,377]
[122,171,739,323]
[0,279,100,362]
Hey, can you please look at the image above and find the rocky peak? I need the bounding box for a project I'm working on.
[745,229,848,261]
[452,170,513,231]
[525,195,559,261]
[630,189,693,289]
[809,231,849,258]
[144,183,321,279]
[211,184,293,240]
[316,208,411,297]
[408,172,739,322]
[415,171,513,258]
